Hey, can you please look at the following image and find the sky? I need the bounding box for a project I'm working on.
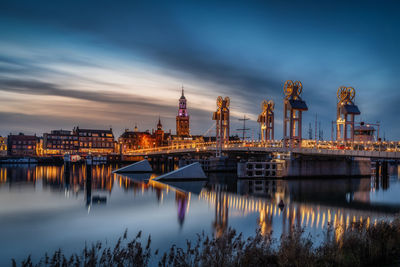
[0,0,399,140]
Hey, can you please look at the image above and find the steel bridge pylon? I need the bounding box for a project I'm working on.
[212,96,230,157]
[336,86,360,142]
[258,99,274,141]
[283,80,308,149]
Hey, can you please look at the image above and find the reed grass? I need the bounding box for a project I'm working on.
[14,217,400,267]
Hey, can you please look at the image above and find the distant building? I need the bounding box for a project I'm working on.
[119,130,153,153]
[43,130,79,155]
[7,133,38,157]
[170,135,204,147]
[0,136,7,156]
[354,122,376,142]
[73,127,115,155]
[176,87,190,136]
[153,118,171,147]
[119,119,171,153]
[154,118,164,147]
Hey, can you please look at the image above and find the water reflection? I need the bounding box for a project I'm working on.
[200,171,399,239]
[0,164,399,262]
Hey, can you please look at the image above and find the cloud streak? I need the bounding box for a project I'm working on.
[0,1,400,139]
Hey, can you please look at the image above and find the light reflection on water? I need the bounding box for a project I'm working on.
[0,164,399,265]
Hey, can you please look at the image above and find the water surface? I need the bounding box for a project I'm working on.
[0,164,399,265]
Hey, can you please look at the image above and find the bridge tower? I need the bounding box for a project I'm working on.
[283,80,308,148]
[212,96,230,157]
[336,86,360,142]
[257,100,275,141]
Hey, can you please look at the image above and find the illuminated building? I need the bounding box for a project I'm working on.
[119,120,171,153]
[7,133,38,157]
[0,136,7,156]
[354,122,376,142]
[170,135,204,147]
[153,117,171,147]
[73,127,115,155]
[43,130,79,155]
[119,130,153,153]
[176,87,190,136]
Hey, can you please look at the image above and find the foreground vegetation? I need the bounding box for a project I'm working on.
[14,218,400,267]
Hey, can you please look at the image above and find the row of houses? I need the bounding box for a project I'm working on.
[0,127,115,157]
[0,119,205,157]
[0,89,209,157]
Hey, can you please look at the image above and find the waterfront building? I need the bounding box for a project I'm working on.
[119,130,154,153]
[176,87,190,136]
[170,135,204,147]
[354,122,376,142]
[73,127,115,155]
[0,136,7,156]
[7,133,38,157]
[153,118,171,147]
[43,130,79,155]
[154,118,164,147]
[119,120,171,153]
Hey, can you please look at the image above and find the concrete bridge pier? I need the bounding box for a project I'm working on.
[167,156,174,172]
[375,161,380,190]
[283,155,372,178]
[162,155,173,173]
[152,156,161,173]
[380,161,389,190]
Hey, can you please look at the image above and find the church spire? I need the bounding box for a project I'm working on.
[157,116,162,130]
[180,85,186,99]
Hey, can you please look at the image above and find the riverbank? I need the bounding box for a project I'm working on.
[14,217,400,267]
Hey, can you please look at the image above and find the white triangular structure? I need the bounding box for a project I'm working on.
[112,160,152,173]
[154,162,207,181]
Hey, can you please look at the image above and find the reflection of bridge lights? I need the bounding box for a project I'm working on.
[200,190,378,236]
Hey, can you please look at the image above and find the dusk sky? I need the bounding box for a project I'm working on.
[0,0,399,139]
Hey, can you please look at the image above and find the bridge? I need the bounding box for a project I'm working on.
[119,81,400,178]
[125,140,400,160]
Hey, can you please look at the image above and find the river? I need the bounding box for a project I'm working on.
[0,164,399,265]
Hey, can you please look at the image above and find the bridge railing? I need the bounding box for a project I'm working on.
[124,139,400,155]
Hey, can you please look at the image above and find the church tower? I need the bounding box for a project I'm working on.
[155,117,165,146]
[176,86,190,136]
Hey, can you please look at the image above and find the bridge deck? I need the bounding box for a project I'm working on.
[125,141,400,159]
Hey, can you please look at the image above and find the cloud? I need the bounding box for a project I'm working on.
[0,1,400,139]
